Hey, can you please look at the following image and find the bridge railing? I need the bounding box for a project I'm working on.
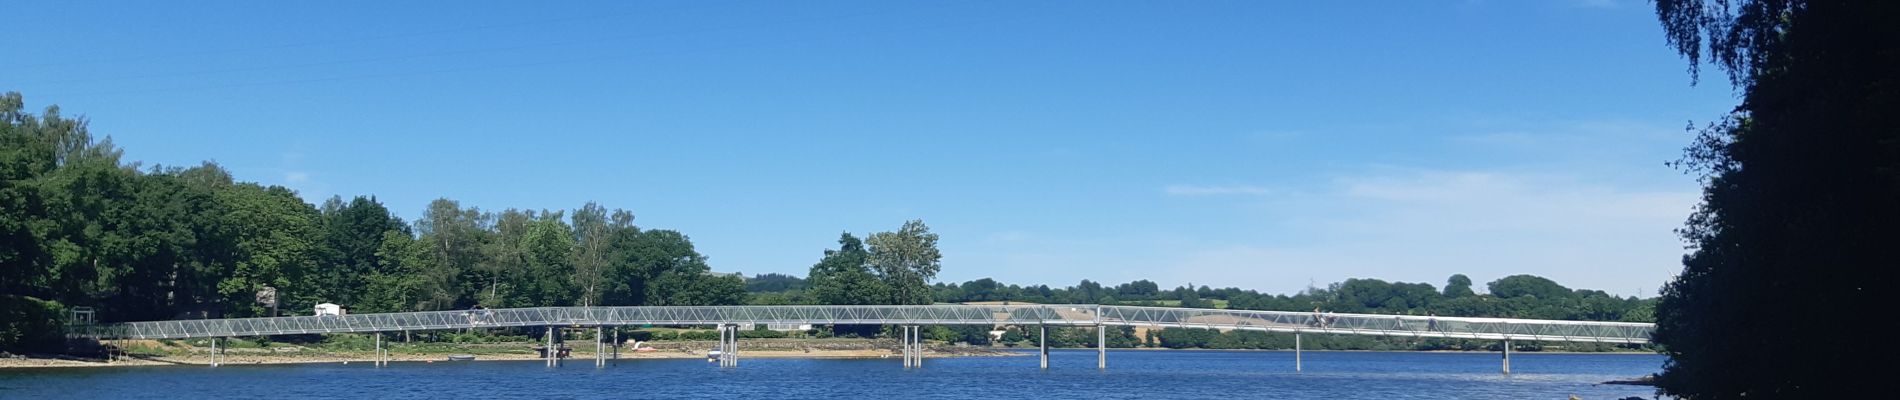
[68,304,1650,343]
[68,305,1103,340]
[1094,306,1653,343]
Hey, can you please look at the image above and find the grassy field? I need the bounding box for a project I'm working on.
[1127,299,1229,309]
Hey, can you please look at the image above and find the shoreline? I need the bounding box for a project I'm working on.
[0,349,1017,369]
[1103,347,1658,355]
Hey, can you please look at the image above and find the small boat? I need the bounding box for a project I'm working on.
[446,354,476,361]
[706,350,722,362]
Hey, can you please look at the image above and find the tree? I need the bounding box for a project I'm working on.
[1652,1,1898,398]
[675,272,746,306]
[312,196,406,309]
[412,199,488,310]
[514,211,575,307]
[479,209,532,307]
[808,233,887,305]
[745,273,808,292]
[569,202,611,307]
[1485,275,1569,300]
[1443,274,1475,298]
[214,182,323,317]
[360,230,429,313]
[613,228,730,306]
[806,233,887,337]
[1116,280,1160,300]
[866,220,942,305]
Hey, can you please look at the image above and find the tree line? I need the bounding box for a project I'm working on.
[1,93,751,351]
[749,270,1654,324]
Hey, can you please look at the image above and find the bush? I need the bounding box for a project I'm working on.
[738,327,786,339]
[0,296,66,354]
[675,330,718,341]
[624,330,654,342]
[319,333,375,350]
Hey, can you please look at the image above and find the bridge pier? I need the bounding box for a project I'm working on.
[373,333,383,367]
[210,337,220,367]
[595,327,605,368]
[1096,325,1105,369]
[1295,333,1302,372]
[909,326,925,368]
[1038,325,1049,369]
[545,326,557,368]
[901,325,921,368]
[1501,339,1511,375]
[716,324,739,367]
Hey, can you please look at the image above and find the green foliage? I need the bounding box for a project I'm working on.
[0,92,746,337]
[0,296,65,353]
[808,233,888,306]
[865,220,940,305]
[745,291,813,305]
[922,273,1653,325]
[999,328,1025,345]
[1443,274,1476,298]
[1486,275,1570,300]
[311,196,406,312]
[738,326,787,339]
[1650,1,1898,398]
[746,273,808,292]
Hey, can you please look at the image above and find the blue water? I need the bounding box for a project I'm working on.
[0,350,1662,399]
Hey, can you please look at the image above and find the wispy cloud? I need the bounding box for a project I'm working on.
[1150,167,1696,296]
[285,171,310,184]
[1164,184,1272,196]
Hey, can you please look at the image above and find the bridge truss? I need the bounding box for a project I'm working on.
[70,304,1651,344]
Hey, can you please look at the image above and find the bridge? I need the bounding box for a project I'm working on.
[69,304,1653,373]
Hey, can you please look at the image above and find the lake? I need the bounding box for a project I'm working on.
[0,350,1662,399]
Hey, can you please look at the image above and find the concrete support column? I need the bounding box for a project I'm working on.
[612,328,620,361]
[1295,333,1302,372]
[913,326,923,368]
[1041,325,1051,369]
[374,333,383,367]
[546,326,556,368]
[1096,325,1106,369]
[210,337,219,367]
[718,324,738,368]
[1501,339,1511,375]
[595,327,605,368]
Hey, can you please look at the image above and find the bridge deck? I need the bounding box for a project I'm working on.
[69,305,1653,343]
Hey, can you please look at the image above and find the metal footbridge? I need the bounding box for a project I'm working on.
[70,304,1652,372]
[71,304,1651,343]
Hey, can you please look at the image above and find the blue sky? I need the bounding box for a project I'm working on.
[5,1,1734,296]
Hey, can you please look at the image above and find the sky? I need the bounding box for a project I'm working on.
[4,0,1737,297]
